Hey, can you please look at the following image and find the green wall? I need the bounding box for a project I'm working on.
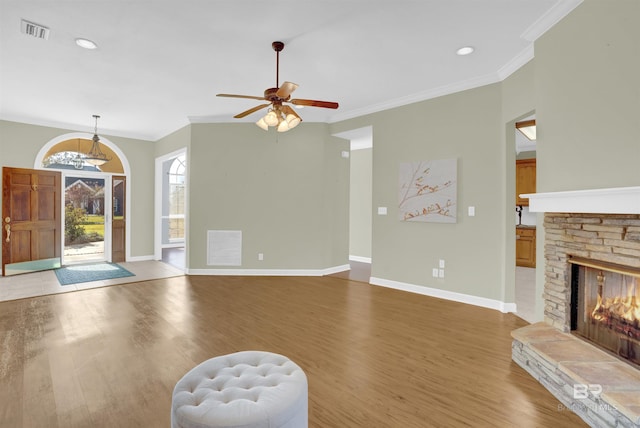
[333,83,509,301]
[187,122,349,271]
[535,0,640,192]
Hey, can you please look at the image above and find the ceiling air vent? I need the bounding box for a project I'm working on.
[21,19,50,40]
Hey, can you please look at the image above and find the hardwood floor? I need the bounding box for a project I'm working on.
[0,275,586,427]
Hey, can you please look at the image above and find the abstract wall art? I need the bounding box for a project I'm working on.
[398,158,457,223]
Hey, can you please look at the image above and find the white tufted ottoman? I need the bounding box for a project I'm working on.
[171,351,308,428]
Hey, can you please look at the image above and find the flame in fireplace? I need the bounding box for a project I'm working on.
[591,275,640,323]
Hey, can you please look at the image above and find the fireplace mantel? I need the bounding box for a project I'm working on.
[522,186,640,214]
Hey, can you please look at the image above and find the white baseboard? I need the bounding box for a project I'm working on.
[127,255,155,262]
[370,276,517,314]
[349,255,372,263]
[323,264,351,275]
[188,264,350,277]
[162,243,185,249]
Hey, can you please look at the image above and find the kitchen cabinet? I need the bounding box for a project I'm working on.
[516,159,536,206]
[516,227,536,267]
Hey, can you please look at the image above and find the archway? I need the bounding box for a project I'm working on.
[34,133,132,264]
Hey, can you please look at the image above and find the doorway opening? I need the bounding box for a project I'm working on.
[64,174,106,263]
[35,132,131,267]
[512,113,537,323]
[332,127,372,283]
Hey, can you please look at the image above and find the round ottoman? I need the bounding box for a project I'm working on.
[171,351,308,428]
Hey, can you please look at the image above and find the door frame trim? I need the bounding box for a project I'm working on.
[34,132,132,262]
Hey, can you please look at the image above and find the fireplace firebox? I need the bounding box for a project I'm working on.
[570,256,640,368]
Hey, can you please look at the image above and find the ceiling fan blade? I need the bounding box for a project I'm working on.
[276,81,299,99]
[234,104,271,119]
[217,93,267,101]
[290,99,339,109]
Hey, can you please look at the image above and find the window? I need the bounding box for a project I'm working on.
[168,155,186,240]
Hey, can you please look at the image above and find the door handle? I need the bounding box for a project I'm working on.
[5,224,9,243]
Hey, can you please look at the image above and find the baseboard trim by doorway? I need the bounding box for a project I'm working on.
[370,276,517,314]
[349,255,371,263]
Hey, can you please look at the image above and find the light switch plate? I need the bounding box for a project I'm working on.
[378,207,387,215]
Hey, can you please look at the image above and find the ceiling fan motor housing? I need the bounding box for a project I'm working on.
[264,87,287,102]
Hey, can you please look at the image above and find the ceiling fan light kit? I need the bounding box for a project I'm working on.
[217,41,338,133]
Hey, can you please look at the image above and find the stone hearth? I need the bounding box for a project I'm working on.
[513,323,640,427]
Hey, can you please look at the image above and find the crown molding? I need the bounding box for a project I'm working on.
[520,0,583,42]
[497,44,535,81]
[329,72,500,124]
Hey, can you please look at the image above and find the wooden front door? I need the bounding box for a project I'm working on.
[111,175,126,262]
[2,167,61,276]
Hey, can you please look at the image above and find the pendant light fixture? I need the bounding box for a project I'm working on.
[84,114,111,166]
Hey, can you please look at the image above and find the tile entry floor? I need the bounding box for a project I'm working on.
[0,260,184,303]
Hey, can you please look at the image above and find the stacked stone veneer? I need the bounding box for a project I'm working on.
[543,213,640,332]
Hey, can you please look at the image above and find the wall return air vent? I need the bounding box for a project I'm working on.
[21,19,50,40]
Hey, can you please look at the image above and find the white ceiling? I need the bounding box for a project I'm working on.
[0,1,581,141]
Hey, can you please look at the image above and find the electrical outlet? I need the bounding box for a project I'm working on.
[258,253,264,261]
[438,269,445,278]
[439,259,445,269]
[432,268,439,278]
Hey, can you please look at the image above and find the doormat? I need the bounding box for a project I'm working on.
[55,262,135,286]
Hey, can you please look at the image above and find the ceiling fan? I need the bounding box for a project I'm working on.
[217,41,339,132]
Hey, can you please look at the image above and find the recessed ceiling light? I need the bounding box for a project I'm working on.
[456,46,474,56]
[75,38,97,49]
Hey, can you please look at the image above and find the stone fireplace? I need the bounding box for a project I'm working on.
[511,187,640,427]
